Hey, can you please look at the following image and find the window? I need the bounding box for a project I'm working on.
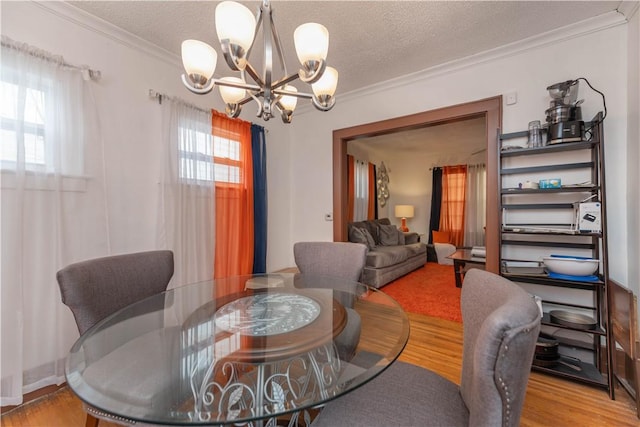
[213,134,241,184]
[178,126,214,183]
[440,165,467,247]
[353,159,369,221]
[442,168,466,231]
[178,126,242,184]
[0,80,47,171]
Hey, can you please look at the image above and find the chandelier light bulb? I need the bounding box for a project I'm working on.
[219,77,247,104]
[180,0,337,122]
[312,66,338,97]
[181,40,217,80]
[279,85,298,111]
[216,1,257,52]
[294,23,329,64]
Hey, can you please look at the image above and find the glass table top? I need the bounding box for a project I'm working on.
[66,273,410,425]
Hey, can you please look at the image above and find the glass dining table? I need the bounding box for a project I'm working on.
[65,273,410,426]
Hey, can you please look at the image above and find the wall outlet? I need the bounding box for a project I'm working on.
[324,213,333,221]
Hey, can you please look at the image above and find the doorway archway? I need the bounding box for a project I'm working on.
[332,96,502,273]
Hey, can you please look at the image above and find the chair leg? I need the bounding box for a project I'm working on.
[85,414,99,427]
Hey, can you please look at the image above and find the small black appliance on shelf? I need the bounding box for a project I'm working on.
[545,79,585,144]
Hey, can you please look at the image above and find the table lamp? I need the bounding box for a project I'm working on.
[395,205,414,232]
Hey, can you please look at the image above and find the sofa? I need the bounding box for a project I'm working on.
[347,218,427,289]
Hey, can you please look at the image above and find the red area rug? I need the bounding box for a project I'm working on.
[382,262,462,322]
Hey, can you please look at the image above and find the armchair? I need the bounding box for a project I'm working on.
[56,250,174,427]
[312,269,541,426]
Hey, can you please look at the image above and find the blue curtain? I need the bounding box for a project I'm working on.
[428,167,443,244]
[251,124,267,273]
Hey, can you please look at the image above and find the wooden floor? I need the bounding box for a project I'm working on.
[2,312,637,426]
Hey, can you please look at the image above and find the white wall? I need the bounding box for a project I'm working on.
[287,12,631,287]
[625,4,640,300]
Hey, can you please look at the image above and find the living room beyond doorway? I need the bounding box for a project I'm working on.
[333,96,502,273]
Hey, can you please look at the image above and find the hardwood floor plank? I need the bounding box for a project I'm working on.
[2,312,637,426]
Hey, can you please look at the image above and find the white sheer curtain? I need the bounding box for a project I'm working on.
[464,163,486,246]
[157,98,214,288]
[353,159,369,221]
[0,37,108,405]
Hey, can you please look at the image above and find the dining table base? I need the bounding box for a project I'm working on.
[189,343,341,426]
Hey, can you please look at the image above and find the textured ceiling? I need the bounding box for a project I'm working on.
[67,1,621,96]
[349,115,487,156]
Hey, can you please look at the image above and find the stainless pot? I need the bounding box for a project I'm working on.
[545,105,582,124]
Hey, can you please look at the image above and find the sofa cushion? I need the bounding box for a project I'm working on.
[397,230,406,245]
[405,242,427,256]
[378,224,400,246]
[365,246,412,268]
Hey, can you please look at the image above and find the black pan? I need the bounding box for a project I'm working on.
[533,355,582,372]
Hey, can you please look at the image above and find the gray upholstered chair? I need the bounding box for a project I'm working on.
[312,268,541,427]
[56,250,174,427]
[293,241,368,360]
[293,241,368,282]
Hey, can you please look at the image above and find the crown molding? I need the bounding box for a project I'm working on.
[331,10,628,107]
[32,1,182,69]
[618,1,640,20]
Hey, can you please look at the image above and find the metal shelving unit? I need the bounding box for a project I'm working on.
[498,112,614,397]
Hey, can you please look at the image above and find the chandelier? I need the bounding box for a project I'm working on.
[180,0,338,124]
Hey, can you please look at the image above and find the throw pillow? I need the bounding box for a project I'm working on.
[397,230,406,245]
[361,228,377,249]
[378,224,400,246]
[349,226,376,249]
[349,226,369,247]
[432,230,451,244]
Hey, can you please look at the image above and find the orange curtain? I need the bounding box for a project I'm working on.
[439,165,467,247]
[212,110,254,279]
[347,155,355,222]
[367,162,375,220]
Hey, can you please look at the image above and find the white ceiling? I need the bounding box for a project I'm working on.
[65,0,624,155]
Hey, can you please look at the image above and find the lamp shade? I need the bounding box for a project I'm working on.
[279,85,298,111]
[181,40,217,79]
[395,205,414,218]
[294,23,329,64]
[215,1,257,52]
[311,66,338,97]
[219,77,246,104]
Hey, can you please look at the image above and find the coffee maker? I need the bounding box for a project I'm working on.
[545,80,585,144]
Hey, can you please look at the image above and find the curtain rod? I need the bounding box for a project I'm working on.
[1,35,101,81]
[428,162,486,171]
[148,89,211,115]
[148,89,268,132]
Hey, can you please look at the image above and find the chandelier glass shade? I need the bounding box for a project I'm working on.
[180,0,338,123]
